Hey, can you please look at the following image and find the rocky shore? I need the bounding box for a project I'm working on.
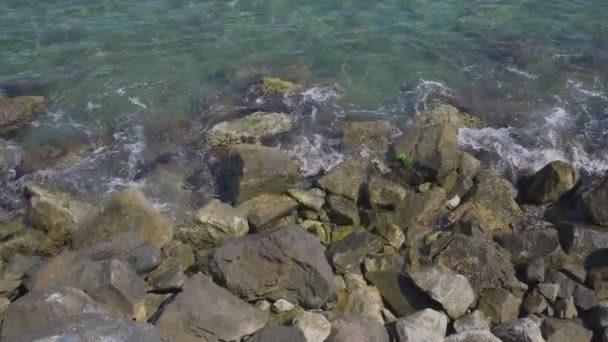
[1,77,608,341]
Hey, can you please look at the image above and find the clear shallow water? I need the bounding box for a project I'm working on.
[1,0,608,212]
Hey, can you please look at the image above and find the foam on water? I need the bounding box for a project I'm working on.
[288,134,344,177]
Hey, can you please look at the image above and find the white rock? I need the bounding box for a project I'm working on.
[272,299,296,313]
[294,311,331,342]
[395,309,448,342]
[255,300,271,311]
[454,310,491,333]
[446,195,461,210]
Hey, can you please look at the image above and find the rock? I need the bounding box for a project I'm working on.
[395,309,448,342]
[206,226,337,308]
[454,310,491,333]
[248,325,307,342]
[554,296,577,319]
[538,283,560,302]
[0,297,9,315]
[368,213,405,249]
[294,311,332,342]
[524,258,546,284]
[446,330,502,342]
[560,263,586,283]
[238,193,298,231]
[364,250,403,274]
[545,271,577,299]
[301,220,331,244]
[82,231,161,273]
[288,188,326,211]
[367,176,410,210]
[144,293,171,321]
[408,263,476,319]
[177,199,248,248]
[554,222,608,261]
[0,138,21,181]
[0,229,46,259]
[126,243,162,274]
[478,288,522,324]
[415,103,484,129]
[272,299,296,313]
[156,273,268,342]
[0,96,46,134]
[588,304,608,329]
[326,195,360,226]
[541,317,593,342]
[366,271,437,317]
[9,313,160,342]
[343,120,394,157]
[317,159,369,202]
[582,174,608,226]
[73,189,173,249]
[327,231,382,274]
[146,256,186,291]
[206,111,293,146]
[262,76,300,94]
[572,283,597,310]
[218,144,301,204]
[494,228,561,264]
[335,273,385,324]
[491,318,544,342]
[398,186,447,225]
[522,289,549,315]
[523,161,578,204]
[327,314,389,342]
[588,266,608,300]
[446,195,461,209]
[0,220,24,241]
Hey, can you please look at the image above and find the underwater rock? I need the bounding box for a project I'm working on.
[0,96,46,135]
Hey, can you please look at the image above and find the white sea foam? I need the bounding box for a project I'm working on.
[128,97,148,109]
[506,66,539,80]
[288,134,344,177]
[410,79,454,115]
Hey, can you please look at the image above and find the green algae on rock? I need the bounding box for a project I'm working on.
[0,96,47,135]
[262,77,300,94]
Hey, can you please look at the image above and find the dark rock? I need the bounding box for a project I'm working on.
[317,159,369,202]
[554,222,608,261]
[554,296,577,319]
[398,186,447,225]
[522,161,578,204]
[523,258,546,283]
[218,144,301,204]
[0,96,46,135]
[477,288,522,324]
[367,176,410,210]
[326,195,360,226]
[572,283,597,310]
[395,309,448,342]
[582,175,608,226]
[343,120,394,157]
[541,317,593,342]
[327,231,382,273]
[494,228,561,264]
[327,314,389,342]
[156,273,268,342]
[366,271,437,317]
[206,226,337,308]
[248,325,307,342]
[587,304,608,330]
[238,193,298,231]
[491,318,544,342]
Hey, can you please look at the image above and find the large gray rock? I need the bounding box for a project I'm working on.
[156,273,268,342]
[493,228,561,264]
[206,111,293,146]
[367,175,410,210]
[0,96,46,135]
[408,263,476,319]
[206,225,338,308]
[395,309,448,342]
[555,222,608,260]
[446,330,502,342]
[453,310,491,333]
[294,311,332,342]
[541,317,593,342]
[478,288,522,325]
[238,193,298,231]
[317,159,369,202]
[492,318,544,342]
[327,314,389,342]
[327,231,382,274]
[248,325,307,342]
[582,174,608,226]
[522,161,578,204]
[366,271,437,317]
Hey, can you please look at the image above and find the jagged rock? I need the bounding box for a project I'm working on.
[218,144,301,204]
[364,250,403,274]
[538,283,560,302]
[398,186,447,225]
[0,96,46,134]
[288,188,326,211]
[494,228,561,264]
[294,311,332,342]
[327,231,382,274]
[327,314,389,342]
[317,159,369,202]
[205,226,337,308]
[80,231,161,273]
[446,330,502,342]
[73,189,173,249]
[177,199,248,248]
[572,283,597,310]
[367,176,410,210]
[491,318,544,342]
[554,222,608,261]
[248,326,307,342]
[368,213,405,249]
[523,258,546,283]
[478,288,522,324]
[454,310,491,333]
[541,317,593,342]
[144,293,171,321]
[238,193,298,232]
[343,120,394,157]
[522,161,578,204]
[554,296,577,319]
[522,289,549,315]
[206,111,293,146]
[408,263,476,319]
[395,309,448,342]
[545,271,577,299]
[9,313,160,342]
[366,271,437,317]
[156,273,268,342]
[146,257,186,291]
[335,273,385,324]
[326,195,360,226]
[582,174,608,226]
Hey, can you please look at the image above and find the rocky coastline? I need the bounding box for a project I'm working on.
[0,77,607,341]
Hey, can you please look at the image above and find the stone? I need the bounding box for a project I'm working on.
[395,309,448,342]
[478,288,522,324]
[494,229,561,264]
[327,231,382,274]
[144,293,171,321]
[206,226,337,308]
[454,310,491,333]
[446,195,461,209]
[415,103,484,129]
[156,273,268,342]
[9,313,160,342]
[398,186,447,225]
[317,159,369,202]
[445,331,502,342]
[238,193,298,231]
[538,283,560,302]
[0,96,46,134]
[262,76,300,94]
[248,325,308,342]
[82,231,161,274]
[126,243,162,274]
[73,189,173,249]
[588,266,608,300]
[366,271,437,317]
[588,304,608,329]
[294,311,332,342]
[524,258,546,283]
[545,271,577,299]
[206,111,293,146]
[255,300,272,311]
[343,120,394,157]
[327,314,389,342]
[582,174,608,226]
[0,138,22,182]
[0,297,9,315]
[560,263,586,283]
[554,222,608,261]
[301,220,331,244]
[491,318,544,342]
[326,195,360,226]
[177,199,248,248]
[335,273,385,324]
[288,188,325,211]
[368,213,405,249]
[407,263,476,319]
[367,176,410,210]
[522,289,549,315]
[572,283,597,310]
[0,220,24,241]
[541,317,593,342]
[146,256,186,291]
[0,229,46,259]
[523,161,578,204]
[272,299,296,313]
[554,296,577,319]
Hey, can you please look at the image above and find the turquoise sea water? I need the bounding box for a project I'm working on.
[1,0,608,210]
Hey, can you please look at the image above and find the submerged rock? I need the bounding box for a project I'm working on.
[206,111,293,146]
[0,96,46,135]
[262,76,300,94]
[343,120,394,157]
[522,160,578,204]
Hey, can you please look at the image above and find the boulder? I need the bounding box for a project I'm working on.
[205,226,338,308]
[588,267,608,300]
[288,188,326,211]
[454,310,491,333]
[538,283,560,302]
[326,231,382,274]
[206,111,293,146]
[445,330,502,342]
[73,189,173,249]
[294,311,332,342]
[366,271,438,317]
[541,317,593,342]
[343,120,394,157]
[177,199,248,248]
[368,213,405,249]
[218,144,301,203]
[554,296,577,319]
[248,326,308,342]
[554,222,608,261]
[317,158,369,202]
[368,176,410,210]
[522,289,549,315]
[326,195,360,226]
[327,314,389,342]
[491,318,544,342]
[415,103,484,129]
[408,263,476,319]
[238,193,298,231]
[156,273,268,342]
[335,273,385,324]
[478,288,522,324]
[146,256,186,291]
[582,174,608,226]
[522,161,578,204]
[494,228,561,264]
[398,186,447,225]
[395,309,448,342]
[0,96,46,134]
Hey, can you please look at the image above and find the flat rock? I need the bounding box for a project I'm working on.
[317,158,369,202]
[326,231,382,274]
[288,188,325,211]
[156,273,268,342]
[294,311,332,342]
[446,330,502,342]
[541,317,593,342]
[206,225,337,308]
[206,111,293,146]
[238,193,298,231]
[395,309,448,342]
[366,271,437,317]
[454,310,491,333]
[491,318,544,342]
[327,314,389,342]
[248,325,307,342]
[478,288,522,325]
